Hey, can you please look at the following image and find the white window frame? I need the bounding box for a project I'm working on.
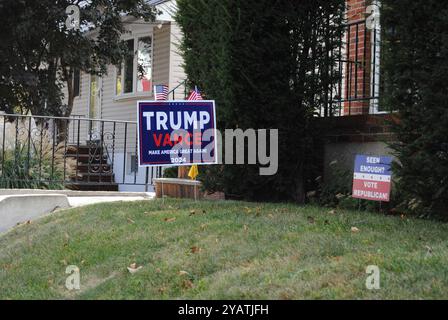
[114,29,154,100]
[369,0,385,114]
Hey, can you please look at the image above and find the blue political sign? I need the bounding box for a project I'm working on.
[352,155,393,202]
[137,100,217,167]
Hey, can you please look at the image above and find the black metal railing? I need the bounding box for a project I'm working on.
[320,19,382,117]
[168,79,189,100]
[0,113,161,191]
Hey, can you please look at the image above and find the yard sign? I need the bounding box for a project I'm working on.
[137,100,217,167]
[352,155,393,202]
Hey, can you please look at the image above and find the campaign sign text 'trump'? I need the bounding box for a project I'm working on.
[352,155,392,202]
[137,101,217,167]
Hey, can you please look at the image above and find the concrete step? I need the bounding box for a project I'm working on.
[65,183,119,192]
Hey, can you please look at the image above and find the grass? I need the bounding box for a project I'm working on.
[1,198,448,300]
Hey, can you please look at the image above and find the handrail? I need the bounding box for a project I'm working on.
[0,113,137,125]
[168,79,188,100]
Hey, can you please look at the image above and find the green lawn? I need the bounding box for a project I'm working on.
[1,198,448,300]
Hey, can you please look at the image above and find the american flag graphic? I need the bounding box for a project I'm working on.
[154,84,169,101]
[187,86,203,100]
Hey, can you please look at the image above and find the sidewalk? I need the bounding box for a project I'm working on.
[0,190,155,233]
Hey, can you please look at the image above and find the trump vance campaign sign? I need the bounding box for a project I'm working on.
[352,155,393,202]
[137,100,217,167]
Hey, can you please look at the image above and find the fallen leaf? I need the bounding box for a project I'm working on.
[164,217,176,223]
[16,220,32,226]
[127,217,135,224]
[331,256,342,262]
[127,263,143,274]
[178,270,189,276]
[307,191,317,198]
[351,227,360,233]
[191,246,201,254]
[182,279,194,289]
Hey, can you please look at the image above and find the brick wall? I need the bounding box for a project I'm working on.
[344,0,372,115]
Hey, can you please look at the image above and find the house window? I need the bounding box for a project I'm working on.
[137,36,152,93]
[128,154,139,174]
[115,35,153,97]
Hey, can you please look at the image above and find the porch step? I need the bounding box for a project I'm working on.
[75,163,113,174]
[65,153,109,165]
[66,183,119,192]
[65,144,117,191]
[71,173,116,183]
[67,144,108,155]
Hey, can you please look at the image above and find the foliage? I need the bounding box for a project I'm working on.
[0,129,76,189]
[162,166,178,179]
[313,161,380,212]
[381,1,448,216]
[176,0,345,202]
[0,0,156,117]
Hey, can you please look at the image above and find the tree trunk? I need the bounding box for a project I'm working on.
[293,162,306,203]
[57,66,75,143]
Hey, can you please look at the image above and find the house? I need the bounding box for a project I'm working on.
[65,0,389,192]
[67,0,186,192]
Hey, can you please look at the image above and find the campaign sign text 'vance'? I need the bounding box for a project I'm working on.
[137,101,217,167]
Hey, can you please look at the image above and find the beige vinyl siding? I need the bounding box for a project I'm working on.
[153,24,171,93]
[169,22,187,100]
[67,72,90,144]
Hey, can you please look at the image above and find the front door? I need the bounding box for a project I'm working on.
[88,75,102,140]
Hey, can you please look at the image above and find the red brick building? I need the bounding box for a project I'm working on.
[342,0,381,116]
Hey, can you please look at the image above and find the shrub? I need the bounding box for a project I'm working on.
[0,129,76,189]
[382,0,448,217]
[176,0,345,202]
